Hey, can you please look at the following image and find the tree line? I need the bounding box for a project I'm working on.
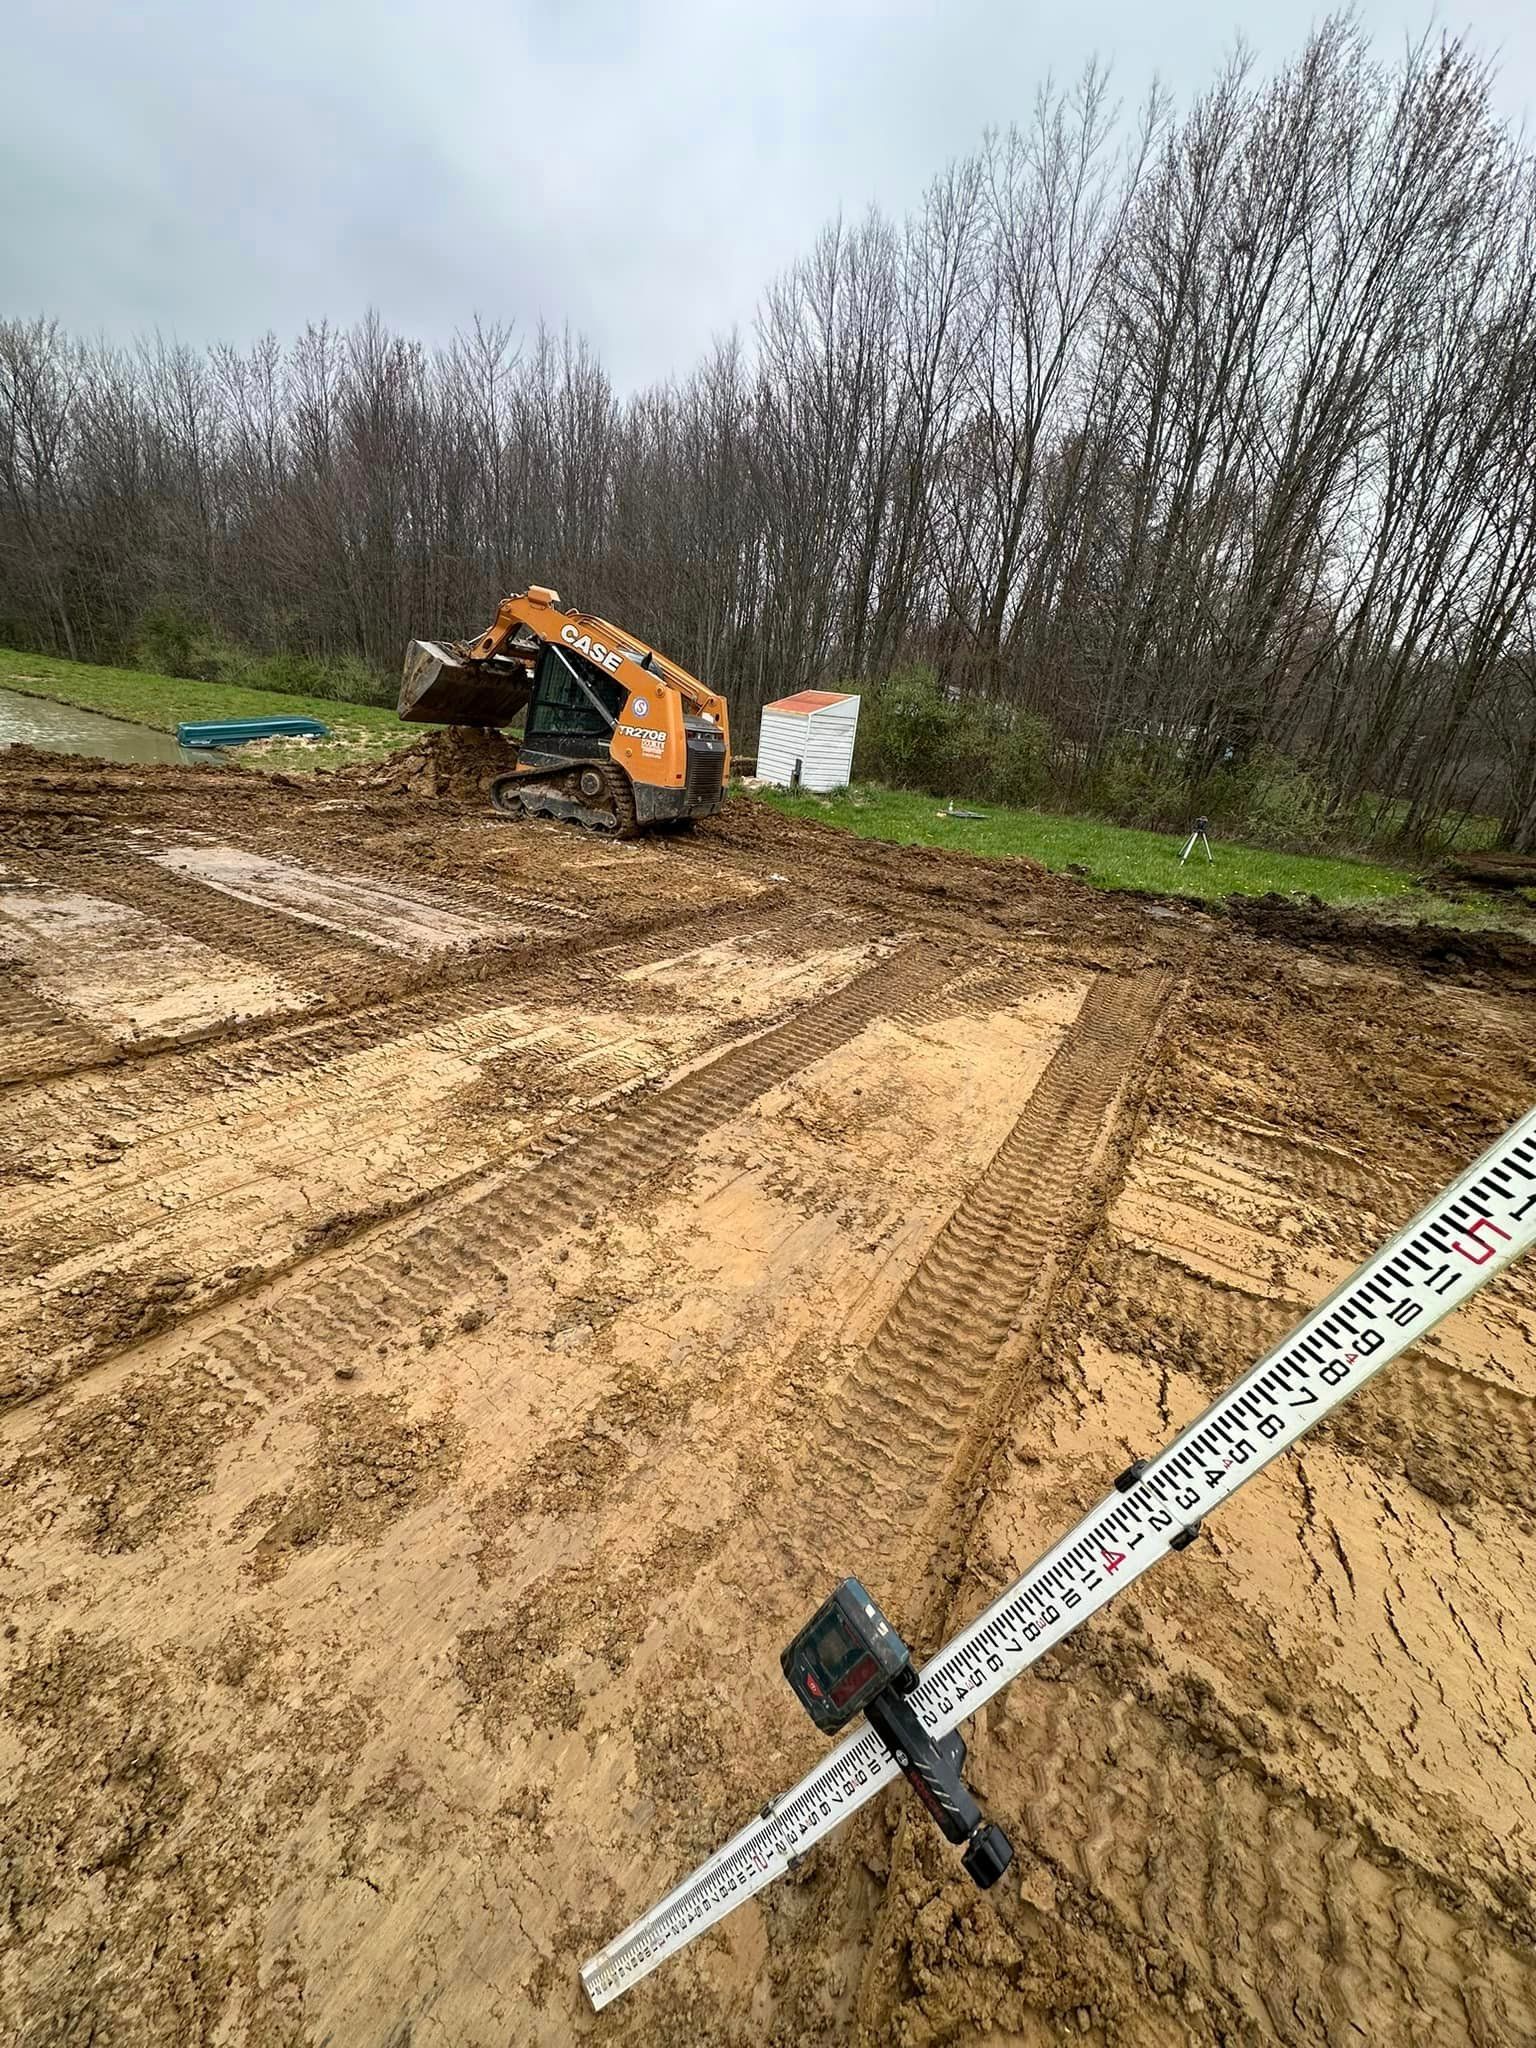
[2,20,1533,848]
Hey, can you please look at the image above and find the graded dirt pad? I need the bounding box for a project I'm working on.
[2,754,1534,2048]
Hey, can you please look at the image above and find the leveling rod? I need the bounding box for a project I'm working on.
[582,1105,1536,2010]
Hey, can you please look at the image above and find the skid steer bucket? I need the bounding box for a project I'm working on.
[399,640,533,727]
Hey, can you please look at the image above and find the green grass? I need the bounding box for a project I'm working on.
[758,783,1535,935]
[759,782,1414,900]
[0,647,406,771]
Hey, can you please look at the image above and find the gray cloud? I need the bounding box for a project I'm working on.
[5,1,1533,391]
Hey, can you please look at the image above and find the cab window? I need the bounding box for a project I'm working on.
[527,648,626,737]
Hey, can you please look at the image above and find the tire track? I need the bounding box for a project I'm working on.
[0,896,851,1207]
[0,964,114,1087]
[806,968,1173,1576]
[0,904,881,1395]
[856,977,1536,2048]
[244,830,596,922]
[190,890,822,1089]
[10,940,950,1414]
[47,849,381,993]
[1147,1112,1425,1218]
[0,884,803,1100]
[992,1671,1536,2047]
[1085,1241,1536,1515]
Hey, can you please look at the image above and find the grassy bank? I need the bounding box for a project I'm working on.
[0,647,404,771]
[846,665,1503,857]
[758,783,1530,930]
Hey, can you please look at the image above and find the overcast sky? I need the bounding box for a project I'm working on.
[4,2,1533,392]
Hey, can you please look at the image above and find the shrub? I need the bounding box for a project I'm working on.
[937,696,1000,793]
[852,668,1056,807]
[988,712,1052,807]
[1084,735,1185,824]
[250,649,389,705]
[127,610,391,706]
[1078,738,1339,843]
[855,666,956,787]
[132,603,205,678]
[180,633,392,707]
[1221,753,1334,842]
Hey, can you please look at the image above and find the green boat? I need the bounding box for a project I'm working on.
[176,716,330,748]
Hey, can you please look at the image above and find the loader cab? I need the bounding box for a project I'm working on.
[523,644,628,764]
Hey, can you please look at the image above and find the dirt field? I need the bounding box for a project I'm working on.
[3,746,1535,2048]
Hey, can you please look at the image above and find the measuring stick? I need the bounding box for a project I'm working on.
[582,1106,1536,2010]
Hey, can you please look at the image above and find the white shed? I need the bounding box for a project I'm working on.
[755,690,861,793]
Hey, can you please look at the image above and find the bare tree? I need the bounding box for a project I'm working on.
[2,19,1532,843]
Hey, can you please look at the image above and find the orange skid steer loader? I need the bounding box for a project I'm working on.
[400,586,729,838]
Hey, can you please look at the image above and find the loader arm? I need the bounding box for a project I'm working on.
[465,589,721,718]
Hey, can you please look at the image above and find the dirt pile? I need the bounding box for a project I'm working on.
[1429,849,1536,895]
[1227,889,1536,981]
[342,724,520,801]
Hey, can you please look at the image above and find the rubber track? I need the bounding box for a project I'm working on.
[187,892,826,1097]
[234,829,600,922]
[0,895,824,1169]
[0,909,884,1400]
[112,942,952,1404]
[154,828,625,938]
[0,904,874,1381]
[810,968,1172,1563]
[1009,1673,1536,2048]
[1145,1112,1426,1225]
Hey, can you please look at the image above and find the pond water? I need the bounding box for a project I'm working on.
[0,685,211,766]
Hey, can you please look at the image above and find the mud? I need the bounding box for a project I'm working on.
[2,751,1534,2048]
[335,723,522,801]
[1430,849,1536,894]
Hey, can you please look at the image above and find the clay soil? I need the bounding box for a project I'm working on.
[3,747,1535,2048]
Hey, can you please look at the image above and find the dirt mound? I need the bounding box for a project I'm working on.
[1,741,110,773]
[1228,890,1536,982]
[1429,849,1536,894]
[0,746,255,791]
[342,725,519,801]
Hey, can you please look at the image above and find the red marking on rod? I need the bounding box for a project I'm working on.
[1453,1217,1512,1266]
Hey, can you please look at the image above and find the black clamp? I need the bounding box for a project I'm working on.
[1115,1458,1201,1550]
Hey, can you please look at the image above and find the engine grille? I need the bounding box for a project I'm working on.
[685,737,726,804]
